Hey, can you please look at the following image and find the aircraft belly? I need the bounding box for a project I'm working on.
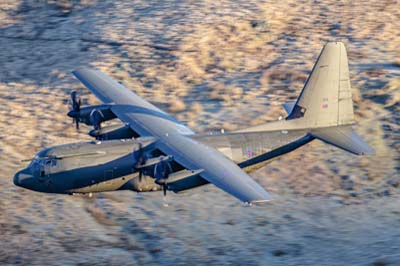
[69,175,133,193]
[121,175,162,192]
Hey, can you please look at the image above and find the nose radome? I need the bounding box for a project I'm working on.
[13,169,33,189]
[13,172,20,186]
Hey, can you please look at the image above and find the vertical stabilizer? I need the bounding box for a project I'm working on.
[287,42,354,127]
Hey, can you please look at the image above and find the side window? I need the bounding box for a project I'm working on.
[35,160,45,180]
[51,159,57,167]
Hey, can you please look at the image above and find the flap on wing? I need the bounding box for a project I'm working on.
[311,127,374,155]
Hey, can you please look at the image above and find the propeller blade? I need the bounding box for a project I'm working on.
[154,159,172,200]
[133,142,146,182]
[71,91,81,112]
[138,170,143,182]
[162,184,169,207]
[67,91,81,130]
[90,109,103,131]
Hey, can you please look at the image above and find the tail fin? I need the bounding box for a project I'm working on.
[287,42,354,127]
[287,42,374,155]
[237,42,374,155]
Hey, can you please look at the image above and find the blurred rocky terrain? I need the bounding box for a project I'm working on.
[0,0,399,265]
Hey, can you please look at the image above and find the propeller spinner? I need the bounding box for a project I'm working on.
[154,159,173,197]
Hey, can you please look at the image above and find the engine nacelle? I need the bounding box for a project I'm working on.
[120,174,162,192]
[67,104,116,126]
[89,123,138,140]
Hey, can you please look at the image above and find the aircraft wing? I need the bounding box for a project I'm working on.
[72,67,271,203]
[72,67,194,136]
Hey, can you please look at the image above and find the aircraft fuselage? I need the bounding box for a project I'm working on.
[14,128,309,195]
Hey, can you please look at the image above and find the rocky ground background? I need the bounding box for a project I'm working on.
[0,0,399,265]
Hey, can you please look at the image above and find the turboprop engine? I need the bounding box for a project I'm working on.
[89,123,138,140]
[67,91,116,129]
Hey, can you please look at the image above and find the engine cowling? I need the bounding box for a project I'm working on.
[67,104,116,126]
[89,123,138,140]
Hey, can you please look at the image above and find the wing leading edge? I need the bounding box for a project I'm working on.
[72,67,271,203]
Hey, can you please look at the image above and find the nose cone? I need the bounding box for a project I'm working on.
[13,169,34,189]
[67,110,78,118]
[13,172,19,186]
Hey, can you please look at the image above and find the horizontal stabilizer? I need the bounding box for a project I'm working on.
[311,127,374,155]
[282,102,295,115]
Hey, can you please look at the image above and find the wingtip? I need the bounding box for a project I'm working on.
[247,198,273,206]
[72,66,93,75]
[358,145,375,155]
[355,134,375,155]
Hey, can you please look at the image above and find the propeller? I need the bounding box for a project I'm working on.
[132,142,172,198]
[133,143,146,181]
[67,91,81,130]
[90,109,104,131]
[154,159,172,197]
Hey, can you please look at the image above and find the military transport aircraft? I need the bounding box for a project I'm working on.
[14,42,373,204]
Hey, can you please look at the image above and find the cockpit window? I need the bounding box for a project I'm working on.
[30,160,41,170]
[30,158,56,167]
[30,160,44,178]
[45,159,57,167]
